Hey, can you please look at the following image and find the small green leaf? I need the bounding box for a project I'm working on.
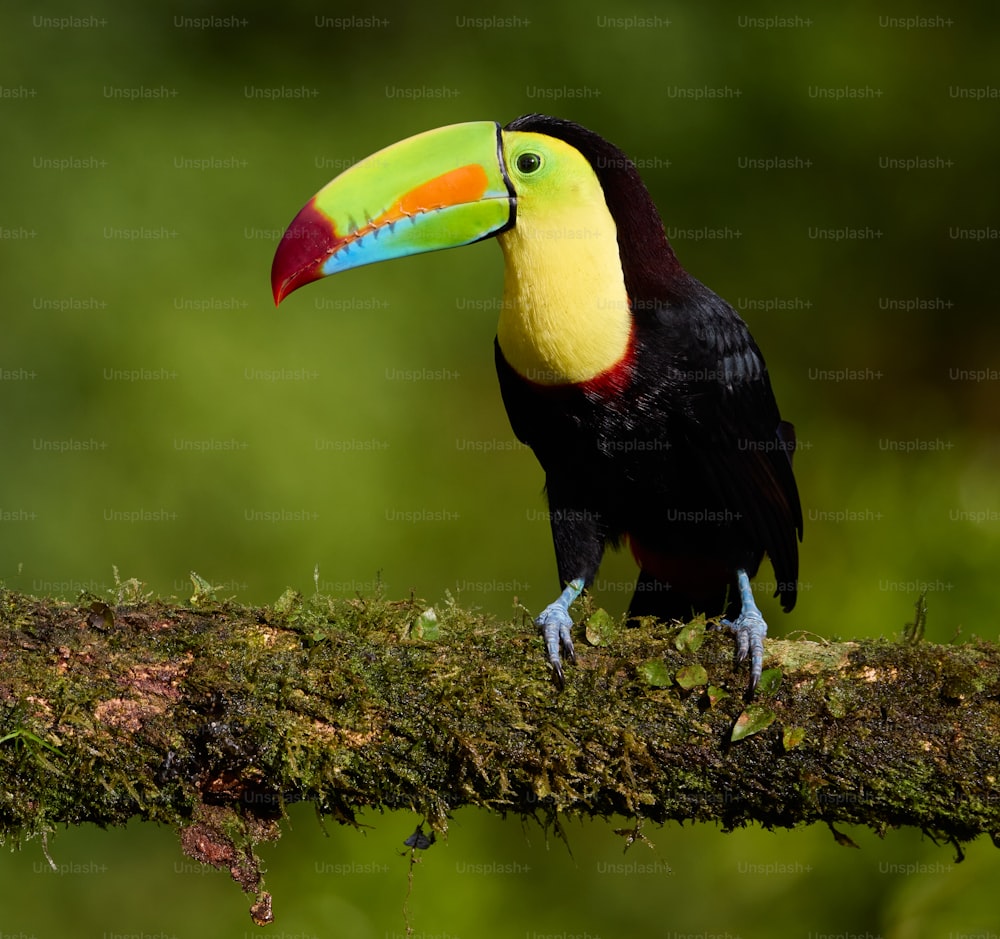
[273,588,302,615]
[413,608,439,640]
[189,571,218,607]
[674,619,706,653]
[87,600,114,630]
[826,687,849,719]
[705,685,730,707]
[675,663,709,689]
[756,668,783,696]
[731,704,777,742]
[639,660,672,688]
[111,566,151,605]
[585,608,615,646]
[783,726,806,750]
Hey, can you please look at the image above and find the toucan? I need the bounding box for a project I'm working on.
[271,114,802,695]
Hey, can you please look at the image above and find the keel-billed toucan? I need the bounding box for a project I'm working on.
[271,114,802,694]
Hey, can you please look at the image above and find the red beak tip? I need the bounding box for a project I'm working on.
[271,199,341,307]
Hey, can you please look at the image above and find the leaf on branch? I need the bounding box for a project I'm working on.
[585,608,615,646]
[674,618,706,652]
[638,659,672,687]
[731,704,777,742]
[675,663,708,690]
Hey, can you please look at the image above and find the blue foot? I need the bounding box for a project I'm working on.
[721,569,768,695]
[534,578,583,687]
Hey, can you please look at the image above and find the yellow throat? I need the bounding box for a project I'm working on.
[495,135,632,386]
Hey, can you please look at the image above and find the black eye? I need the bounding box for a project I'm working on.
[516,152,542,174]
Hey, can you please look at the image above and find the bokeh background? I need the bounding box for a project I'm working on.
[3,2,999,936]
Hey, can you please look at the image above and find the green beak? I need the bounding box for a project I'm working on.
[271,121,515,304]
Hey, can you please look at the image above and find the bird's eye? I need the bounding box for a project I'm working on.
[516,152,542,174]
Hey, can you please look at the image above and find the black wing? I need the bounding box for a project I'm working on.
[638,279,802,609]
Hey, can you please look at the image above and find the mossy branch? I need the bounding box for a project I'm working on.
[2,579,999,924]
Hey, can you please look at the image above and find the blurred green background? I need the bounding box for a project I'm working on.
[3,1,1000,936]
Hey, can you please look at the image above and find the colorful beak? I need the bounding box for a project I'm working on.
[271,121,515,304]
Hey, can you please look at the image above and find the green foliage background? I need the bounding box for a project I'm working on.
[2,2,999,936]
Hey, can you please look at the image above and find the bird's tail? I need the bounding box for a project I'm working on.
[625,553,739,623]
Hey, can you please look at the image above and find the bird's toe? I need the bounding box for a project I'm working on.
[535,604,577,680]
[722,609,767,695]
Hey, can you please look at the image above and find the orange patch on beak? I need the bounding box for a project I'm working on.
[381,164,490,225]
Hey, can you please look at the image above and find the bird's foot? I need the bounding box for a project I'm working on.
[721,569,768,696]
[721,608,767,695]
[534,578,584,688]
[535,605,576,687]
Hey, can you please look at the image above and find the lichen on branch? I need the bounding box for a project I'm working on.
[1,580,999,924]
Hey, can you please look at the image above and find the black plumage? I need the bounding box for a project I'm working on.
[496,114,802,624]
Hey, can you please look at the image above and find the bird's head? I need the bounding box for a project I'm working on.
[270,116,647,305]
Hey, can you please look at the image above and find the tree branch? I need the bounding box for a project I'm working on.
[2,579,999,924]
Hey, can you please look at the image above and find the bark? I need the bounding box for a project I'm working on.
[1,580,998,924]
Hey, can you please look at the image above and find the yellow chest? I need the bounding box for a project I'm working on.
[496,208,632,386]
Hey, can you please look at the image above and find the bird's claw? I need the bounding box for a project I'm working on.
[722,607,767,696]
[535,603,577,688]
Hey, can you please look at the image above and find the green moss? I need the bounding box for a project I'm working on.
[2,583,1000,921]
